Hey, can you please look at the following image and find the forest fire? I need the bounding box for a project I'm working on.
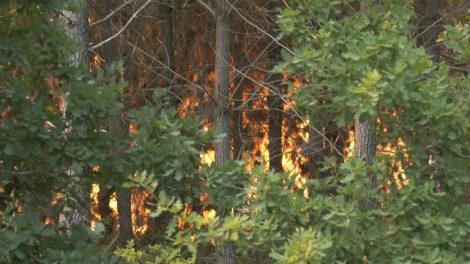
[84,64,314,239]
[81,30,333,235]
[4,0,470,262]
[90,184,151,236]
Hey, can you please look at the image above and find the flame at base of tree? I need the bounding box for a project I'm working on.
[90,184,151,237]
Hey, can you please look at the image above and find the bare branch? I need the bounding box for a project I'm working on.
[89,0,136,26]
[122,39,219,105]
[196,0,215,17]
[91,0,152,50]
[226,0,295,55]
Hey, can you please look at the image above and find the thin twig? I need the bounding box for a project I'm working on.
[89,0,136,26]
[91,0,152,50]
[226,0,294,55]
[196,0,215,17]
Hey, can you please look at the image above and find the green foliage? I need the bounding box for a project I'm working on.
[0,212,121,263]
[270,228,332,264]
[0,0,210,262]
[115,241,191,264]
[122,102,213,197]
[155,159,469,263]
[0,0,128,262]
[269,0,470,262]
[141,1,470,263]
[440,23,470,64]
[198,161,249,209]
[0,0,125,205]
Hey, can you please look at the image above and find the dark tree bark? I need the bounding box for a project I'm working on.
[232,37,246,161]
[307,124,326,178]
[135,1,174,105]
[354,2,377,204]
[197,32,211,123]
[414,0,445,195]
[232,76,245,161]
[354,119,376,166]
[213,0,236,263]
[266,1,283,173]
[161,0,177,107]
[267,75,283,173]
[307,122,347,179]
[117,188,133,247]
[217,241,237,264]
[97,187,114,236]
[214,0,232,166]
[107,113,135,248]
[266,0,284,173]
[354,118,376,210]
[94,0,135,246]
[415,0,441,63]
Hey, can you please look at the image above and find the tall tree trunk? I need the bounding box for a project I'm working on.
[108,114,135,248]
[214,0,231,166]
[355,3,377,200]
[266,0,283,173]
[217,241,237,264]
[117,188,133,247]
[267,75,283,173]
[145,40,177,243]
[307,124,326,178]
[354,119,376,166]
[232,76,244,161]
[213,1,236,263]
[415,0,445,194]
[64,8,89,67]
[415,0,441,63]
[232,38,245,161]
[95,0,135,245]
[142,0,175,108]
[354,118,377,207]
[59,0,91,228]
[161,0,177,107]
[97,187,114,236]
[198,33,211,124]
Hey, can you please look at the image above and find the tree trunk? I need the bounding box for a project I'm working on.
[59,0,91,228]
[267,76,283,173]
[356,4,377,191]
[267,1,284,172]
[64,7,89,67]
[415,0,445,194]
[213,1,236,263]
[198,32,211,124]
[266,1,283,173]
[232,38,246,161]
[217,241,237,264]
[117,188,133,247]
[161,0,177,107]
[307,124,326,178]
[415,0,441,63]
[232,76,244,161]
[214,0,232,166]
[354,0,375,198]
[97,187,114,236]
[107,113,135,248]
[354,118,377,208]
[95,2,135,246]
[354,119,376,166]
